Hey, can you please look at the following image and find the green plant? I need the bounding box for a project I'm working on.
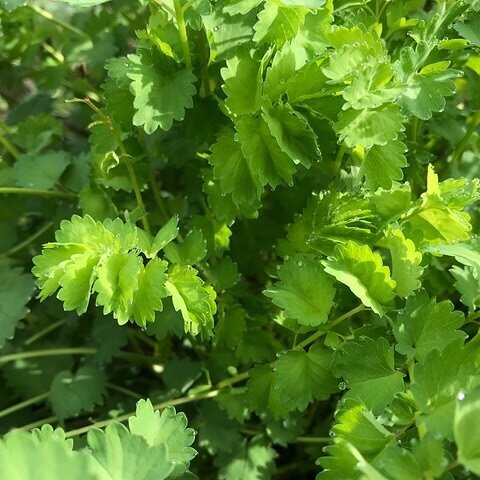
[1,0,480,478]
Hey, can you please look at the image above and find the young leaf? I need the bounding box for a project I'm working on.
[322,241,396,315]
[264,254,336,327]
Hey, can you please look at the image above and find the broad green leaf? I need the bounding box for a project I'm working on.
[210,128,262,206]
[323,241,396,315]
[0,265,34,347]
[264,254,336,327]
[451,266,480,311]
[253,3,307,47]
[0,430,97,480]
[88,424,174,480]
[129,400,196,477]
[12,114,62,154]
[12,152,70,190]
[166,264,216,336]
[361,140,407,190]
[216,437,276,480]
[50,366,106,422]
[332,399,394,455]
[393,292,465,361]
[386,226,423,297]
[164,229,207,267]
[454,386,480,475]
[262,101,320,167]
[126,52,196,134]
[335,337,404,414]
[247,343,337,417]
[236,114,296,188]
[335,105,405,149]
[411,340,478,440]
[150,216,179,255]
[129,259,168,327]
[221,53,262,116]
[454,12,480,47]
[317,442,361,480]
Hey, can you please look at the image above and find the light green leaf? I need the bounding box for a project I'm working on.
[455,386,480,475]
[394,292,465,361]
[150,216,179,255]
[323,241,396,315]
[335,337,404,414]
[166,265,216,336]
[50,366,106,422]
[264,254,336,327]
[164,229,207,267]
[361,140,407,190]
[126,52,196,134]
[386,226,423,297]
[451,265,480,311]
[455,12,480,47]
[335,105,404,149]
[88,424,174,480]
[129,400,196,478]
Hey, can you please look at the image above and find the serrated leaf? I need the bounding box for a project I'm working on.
[50,366,106,422]
[332,399,394,455]
[262,101,320,167]
[386,226,423,297]
[254,3,307,47]
[322,241,396,315]
[88,424,174,480]
[335,337,404,414]
[150,216,179,255]
[164,229,207,267]
[394,292,465,361]
[264,254,336,327]
[129,400,196,477]
[454,12,480,47]
[216,437,277,480]
[361,140,407,190]
[0,265,35,347]
[335,105,404,149]
[455,386,480,475]
[247,343,337,417]
[166,265,216,336]
[451,265,480,311]
[12,151,70,190]
[126,52,196,134]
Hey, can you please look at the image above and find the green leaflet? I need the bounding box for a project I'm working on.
[322,241,396,315]
[32,215,214,332]
[264,254,336,327]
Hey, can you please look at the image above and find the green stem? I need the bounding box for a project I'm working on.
[296,304,366,350]
[28,5,90,40]
[0,132,21,159]
[0,348,97,366]
[0,221,53,260]
[64,389,221,438]
[24,319,66,346]
[295,436,331,444]
[173,0,192,69]
[149,168,170,223]
[0,392,49,419]
[106,383,143,400]
[15,415,57,432]
[216,371,250,389]
[123,155,151,234]
[0,187,76,200]
[451,110,480,165]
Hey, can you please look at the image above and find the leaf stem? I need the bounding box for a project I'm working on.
[0,221,53,260]
[149,168,171,223]
[451,110,480,165]
[24,319,66,346]
[0,187,76,200]
[106,383,143,400]
[0,392,49,419]
[64,389,221,438]
[28,5,91,40]
[173,0,192,69]
[0,128,21,159]
[15,415,57,432]
[296,304,366,350]
[0,348,97,366]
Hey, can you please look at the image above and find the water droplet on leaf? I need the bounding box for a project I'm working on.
[338,381,347,391]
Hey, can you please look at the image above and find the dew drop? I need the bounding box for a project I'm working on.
[338,381,347,391]
[457,391,466,401]
[297,260,303,267]
[329,430,336,438]
[213,26,219,31]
